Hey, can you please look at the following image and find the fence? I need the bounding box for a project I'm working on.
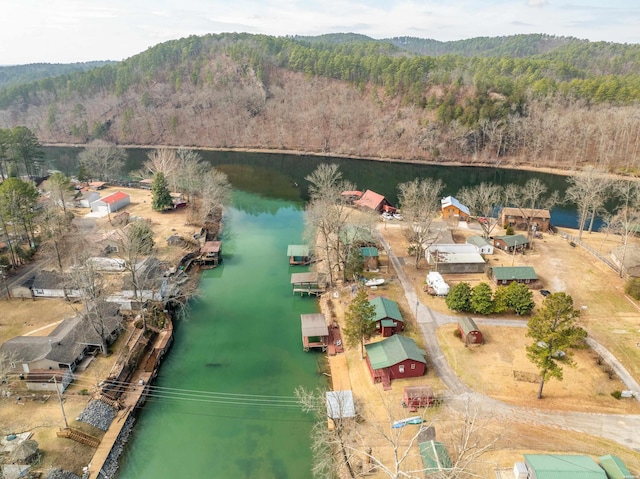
[563,233,622,275]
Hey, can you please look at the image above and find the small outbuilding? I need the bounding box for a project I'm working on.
[76,190,100,208]
[31,270,81,298]
[360,247,380,271]
[441,196,470,221]
[198,241,222,268]
[457,317,483,345]
[90,191,130,214]
[419,441,452,475]
[365,335,426,388]
[524,454,607,479]
[466,235,494,254]
[598,455,634,479]
[369,296,404,336]
[287,245,311,265]
[490,266,538,286]
[402,386,434,409]
[301,313,329,352]
[326,390,356,423]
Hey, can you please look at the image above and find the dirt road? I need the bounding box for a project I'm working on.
[377,231,640,452]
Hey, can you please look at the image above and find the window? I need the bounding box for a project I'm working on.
[411,364,416,370]
[525,279,530,283]
[399,365,405,373]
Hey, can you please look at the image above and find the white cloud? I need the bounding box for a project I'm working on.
[527,0,548,6]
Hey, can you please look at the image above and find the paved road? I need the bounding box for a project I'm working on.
[377,233,640,452]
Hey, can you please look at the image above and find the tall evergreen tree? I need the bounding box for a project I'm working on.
[343,286,377,359]
[526,292,586,399]
[151,172,173,211]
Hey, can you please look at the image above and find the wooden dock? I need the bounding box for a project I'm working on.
[85,325,173,478]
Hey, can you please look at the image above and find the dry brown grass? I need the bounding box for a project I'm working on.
[318,219,640,477]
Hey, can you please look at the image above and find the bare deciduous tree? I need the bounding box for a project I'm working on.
[77,140,127,181]
[565,167,613,239]
[397,178,444,268]
[457,182,503,239]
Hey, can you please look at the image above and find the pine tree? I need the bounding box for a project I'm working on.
[526,292,586,399]
[343,287,377,359]
[151,172,173,211]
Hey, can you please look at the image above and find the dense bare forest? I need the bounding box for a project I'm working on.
[1,33,639,173]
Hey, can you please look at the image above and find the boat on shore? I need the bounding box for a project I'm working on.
[364,278,385,287]
[392,416,424,428]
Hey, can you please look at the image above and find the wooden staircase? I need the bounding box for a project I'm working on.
[56,427,101,448]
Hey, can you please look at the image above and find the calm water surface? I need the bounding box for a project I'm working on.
[117,191,323,479]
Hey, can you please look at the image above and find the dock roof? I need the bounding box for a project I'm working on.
[326,390,356,419]
[301,313,329,337]
[365,335,426,370]
[287,245,309,257]
[291,272,320,284]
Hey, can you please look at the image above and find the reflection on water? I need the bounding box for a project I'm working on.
[117,191,323,479]
[44,146,589,228]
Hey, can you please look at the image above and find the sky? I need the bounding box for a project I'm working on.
[1,0,639,65]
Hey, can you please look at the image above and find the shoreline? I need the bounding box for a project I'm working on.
[43,142,639,181]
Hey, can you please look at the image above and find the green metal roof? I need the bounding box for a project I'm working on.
[339,225,375,246]
[524,455,607,479]
[494,234,529,247]
[365,335,426,369]
[492,266,538,281]
[598,455,633,479]
[360,247,379,257]
[467,235,491,247]
[380,319,396,327]
[419,441,452,472]
[369,296,403,323]
[287,244,309,257]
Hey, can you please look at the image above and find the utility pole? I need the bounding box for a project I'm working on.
[511,240,518,267]
[53,375,69,428]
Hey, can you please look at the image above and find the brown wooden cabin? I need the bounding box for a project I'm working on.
[198,241,222,269]
[301,313,329,352]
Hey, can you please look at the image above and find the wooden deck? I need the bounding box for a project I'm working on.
[327,324,344,356]
[86,326,173,478]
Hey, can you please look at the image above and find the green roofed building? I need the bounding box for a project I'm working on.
[287,244,310,265]
[369,296,404,336]
[598,455,633,479]
[360,247,380,271]
[493,234,530,252]
[490,266,538,286]
[524,454,607,479]
[419,441,452,474]
[365,334,426,388]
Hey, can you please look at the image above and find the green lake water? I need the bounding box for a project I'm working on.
[117,190,323,479]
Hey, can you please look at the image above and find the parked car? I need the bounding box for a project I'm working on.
[540,289,551,297]
[381,212,394,220]
[393,213,403,220]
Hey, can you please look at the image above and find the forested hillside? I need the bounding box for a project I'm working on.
[0,61,114,88]
[0,33,639,173]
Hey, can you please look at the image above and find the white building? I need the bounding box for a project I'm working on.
[90,191,130,214]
